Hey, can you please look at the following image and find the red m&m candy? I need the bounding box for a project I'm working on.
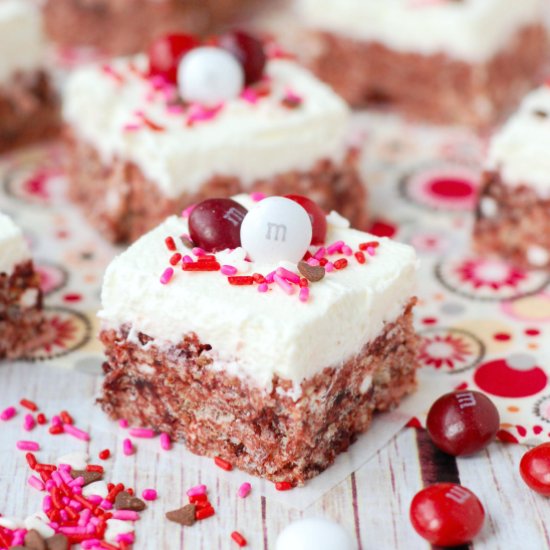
[284,194,327,245]
[426,390,500,456]
[410,483,485,547]
[520,442,550,496]
[148,33,200,83]
[188,198,247,252]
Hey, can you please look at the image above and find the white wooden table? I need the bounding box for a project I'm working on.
[0,362,547,550]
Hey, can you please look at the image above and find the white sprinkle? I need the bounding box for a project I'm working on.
[105,519,135,543]
[82,480,109,499]
[527,245,549,267]
[56,451,89,470]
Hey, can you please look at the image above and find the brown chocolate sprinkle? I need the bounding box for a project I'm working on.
[180,235,194,249]
[166,504,196,526]
[115,490,147,511]
[45,534,69,550]
[281,96,302,109]
[24,530,46,550]
[298,260,325,282]
[534,109,548,118]
[70,469,103,486]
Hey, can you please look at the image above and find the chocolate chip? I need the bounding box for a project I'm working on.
[534,109,548,118]
[24,530,46,550]
[180,235,194,249]
[70,469,103,486]
[115,490,146,511]
[45,534,69,550]
[166,504,196,526]
[297,260,325,282]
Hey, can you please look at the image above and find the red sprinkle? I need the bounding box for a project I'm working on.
[169,253,182,266]
[354,251,366,264]
[49,425,64,435]
[359,241,380,251]
[183,261,220,272]
[189,494,208,504]
[299,278,309,288]
[252,273,266,284]
[319,258,328,266]
[275,481,293,491]
[195,506,215,520]
[99,449,111,460]
[165,236,177,251]
[214,456,233,471]
[60,410,73,425]
[36,413,47,425]
[20,398,38,411]
[334,258,348,270]
[231,531,247,547]
[26,452,37,470]
[228,276,254,286]
[86,464,105,474]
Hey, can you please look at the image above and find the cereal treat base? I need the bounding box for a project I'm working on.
[0,261,47,359]
[99,299,418,485]
[65,131,368,244]
[308,25,547,127]
[0,70,59,153]
[474,171,550,270]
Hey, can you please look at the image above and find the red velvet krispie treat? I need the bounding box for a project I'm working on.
[474,85,550,269]
[0,213,46,359]
[98,194,419,485]
[0,0,59,153]
[43,0,258,56]
[62,32,366,243]
[296,0,548,127]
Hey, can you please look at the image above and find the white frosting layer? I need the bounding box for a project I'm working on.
[99,197,417,396]
[63,55,350,198]
[0,213,30,274]
[487,86,550,197]
[0,0,44,84]
[297,0,544,62]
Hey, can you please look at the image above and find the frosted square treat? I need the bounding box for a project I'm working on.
[0,213,45,359]
[474,86,550,269]
[63,35,366,243]
[98,194,418,485]
[297,0,548,127]
[0,0,59,152]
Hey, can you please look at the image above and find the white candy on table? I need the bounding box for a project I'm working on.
[82,480,109,498]
[177,46,244,107]
[240,197,312,264]
[275,518,357,550]
[56,451,89,470]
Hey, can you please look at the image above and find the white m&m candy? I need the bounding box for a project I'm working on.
[240,197,312,264]
[275,518,356,550]
[177,46,244,107]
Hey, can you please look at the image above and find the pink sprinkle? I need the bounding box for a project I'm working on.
[166,105,185,114]
[123,438,134,456]
[23,414,35,431]
[241,88,259,104]
[250,192,266,202]
[299,287,310,303]
[51,415,61,427]
[367,246,376,256]
[325,262,335,272]
[186,484,207,497]
[342,245,353,256]
[314,247,326,260]
[160,432,171,451]
[142,489,157,501]
[59,526,87,535]
[59,469,73,484]
[192,247,206,257]
[101,500,113,510]
[28,475,45,491]
[182,255,193,264]
[113,510,139,521]
[327,241,344,255]
[63,424,91,441]
[119,419,129,428]
[257,283,268,293]
[276,267,300,284]
[237,482,251,498]
[221,265,237,276]
[274,274,295,295]
[78,509,91,526]
[307,258,320,267]
[1,406,16,421]
[160,267,174,285]
[70,477,84,488]
[43,496,52,512]
[123,123,141,132]
[186,103,222,124]
[181,204,195,218]
[265,271,276,283]
[116,533,135,544]
[129,427,156,438]
[16,440,39,451]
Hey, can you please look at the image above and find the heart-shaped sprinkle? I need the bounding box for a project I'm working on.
[70,469,103,486]
[166,504,196,526]
[297,261,325,282]
[115,490,146,511]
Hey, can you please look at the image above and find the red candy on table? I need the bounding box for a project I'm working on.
[426,390,500,456]
[148,33,200,84]
[284,194,327,245]
[218,30,267,86]
[520,442,550,496]
[410,483,485,547]
[188,198,248,252]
